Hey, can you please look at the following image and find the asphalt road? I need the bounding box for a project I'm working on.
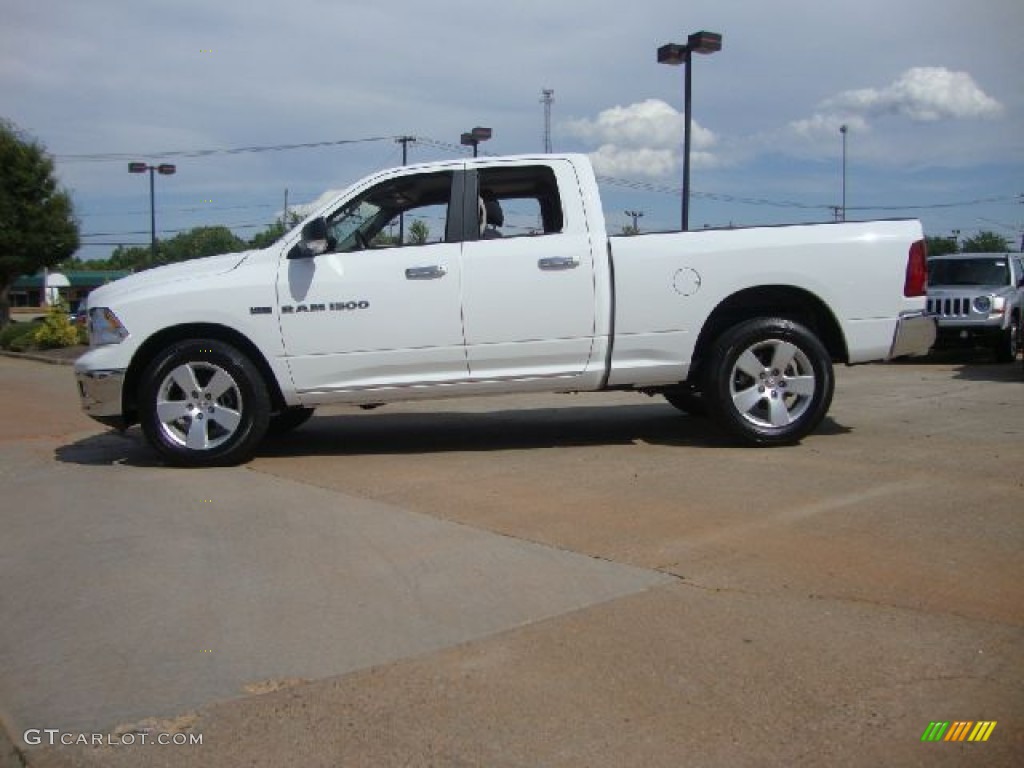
[0,353,1021,767]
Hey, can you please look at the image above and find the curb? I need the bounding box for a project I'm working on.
[0,350,76,367]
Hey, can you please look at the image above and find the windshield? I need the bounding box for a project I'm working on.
[927,258,1009,286]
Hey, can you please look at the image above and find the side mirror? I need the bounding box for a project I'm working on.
[287,217,329,260]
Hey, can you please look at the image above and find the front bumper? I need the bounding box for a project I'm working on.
[75,367,128,430]
[888,311,936,359]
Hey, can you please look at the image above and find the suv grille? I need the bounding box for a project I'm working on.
[927,297,971,317]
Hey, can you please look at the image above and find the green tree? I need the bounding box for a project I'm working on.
[248,220,287,250]
[961,230,1010,253]
[248,212,302,250]
[108,244,150,271]
[407,219,430,245]
[158,226,247,265]
[925,235,958,257]
[0,119,80,326]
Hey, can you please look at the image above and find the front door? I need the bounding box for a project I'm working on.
[277,168,468,396]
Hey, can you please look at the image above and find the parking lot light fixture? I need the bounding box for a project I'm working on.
[461,126,492,158]
[840,125,848,222]
[129,162,176,263]
[658,30,722,231]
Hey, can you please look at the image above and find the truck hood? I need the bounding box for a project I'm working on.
[88,251,255,305]
[929,284,1010,294]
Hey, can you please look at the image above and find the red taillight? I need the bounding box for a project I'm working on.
[904,239,927,297]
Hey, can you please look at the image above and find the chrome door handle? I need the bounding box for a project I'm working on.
[538,257,580,271]
[405,265,447,280]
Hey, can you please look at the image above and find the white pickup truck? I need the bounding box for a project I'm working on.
[75,154,934,466]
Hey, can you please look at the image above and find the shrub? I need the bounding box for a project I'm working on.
[32,302,81,349]
[0,321,39,351]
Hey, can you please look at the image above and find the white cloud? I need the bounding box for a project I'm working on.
[789,114,870,141]
[564,99,718,178]
[790,67,1004,141]
[824,67,1004,122]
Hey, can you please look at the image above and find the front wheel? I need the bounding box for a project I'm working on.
[992,321,1018,364]
[266,406,315,437]
[703,318,834,446]
[139,339,271,467]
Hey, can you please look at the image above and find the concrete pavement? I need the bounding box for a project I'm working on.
[0,354,1021,767]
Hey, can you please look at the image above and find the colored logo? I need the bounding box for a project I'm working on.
[921,721,996,742]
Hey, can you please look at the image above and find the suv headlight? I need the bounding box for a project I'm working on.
[88,307,130,346]
[972,296,992,314]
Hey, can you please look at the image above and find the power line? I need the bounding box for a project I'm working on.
[80,221,269,238]
[78,203,278,218]
[57,132,1020,234]
[55,136,394,163]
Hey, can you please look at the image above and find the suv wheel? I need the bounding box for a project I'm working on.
[993,321,1018,364]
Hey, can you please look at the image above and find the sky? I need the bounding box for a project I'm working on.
[2,0,1022,261]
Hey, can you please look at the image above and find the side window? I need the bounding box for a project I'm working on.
[476,166,564,239]
[325,171,453,252]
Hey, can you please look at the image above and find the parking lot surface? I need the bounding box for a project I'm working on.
[1,353,1021,767]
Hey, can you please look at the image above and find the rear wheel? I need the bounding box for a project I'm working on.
[139,339,270,467]
[662,385,707,417]
[703,318,834,446]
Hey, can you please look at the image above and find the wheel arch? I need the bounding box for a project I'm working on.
[690,285,848,381]
[123,323,286,424]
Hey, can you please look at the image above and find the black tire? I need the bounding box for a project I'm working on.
[139,339,271,467]
[992,322,1018,364]
[662,385,707,417]
[703,318,834,446]
[266,406,315,437]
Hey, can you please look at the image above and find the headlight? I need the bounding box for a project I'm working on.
[972,296,992,314]
[88,307,130,346]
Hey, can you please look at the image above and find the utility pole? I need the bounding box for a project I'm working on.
[541,89,554,153]
[282,188,289,228]
[624,209,644,234]
[396,136,415,165]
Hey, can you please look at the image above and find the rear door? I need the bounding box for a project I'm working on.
[459,160,599,381]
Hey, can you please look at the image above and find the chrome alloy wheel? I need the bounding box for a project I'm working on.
[728,338,816,429]
[155,361,243,451]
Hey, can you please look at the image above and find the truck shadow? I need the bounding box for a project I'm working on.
[891,350,1024,383]
[54,404,852,466]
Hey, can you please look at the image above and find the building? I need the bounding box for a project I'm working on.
[10,271,131,309]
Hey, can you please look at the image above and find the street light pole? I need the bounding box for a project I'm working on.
[460,126,492,158]
[840,125,848,222]
[658,31,722,231]
[148,166,156,258]
[129,162,176,263]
